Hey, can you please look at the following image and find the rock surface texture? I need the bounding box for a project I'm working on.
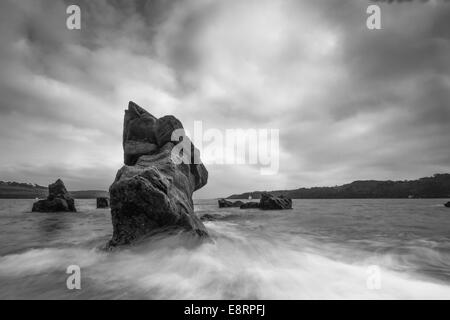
[108,102,209,247]
[239,202,260,209]
[32,179,76,212]
[259,192,292,210]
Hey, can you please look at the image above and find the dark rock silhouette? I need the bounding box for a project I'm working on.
[108,102,209,248]
[218,199,230,207]
[445,202,450,208]
[240,202,260,209]
[97,197,109,208]
[218,195,291,210]
[32,179,76,212]
[259,192,292,210]
[218,199,244,208]
[218,194,291,210]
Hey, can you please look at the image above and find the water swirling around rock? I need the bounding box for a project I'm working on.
[0,198,450,299]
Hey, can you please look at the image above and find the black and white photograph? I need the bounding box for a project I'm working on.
[0,0,449,304]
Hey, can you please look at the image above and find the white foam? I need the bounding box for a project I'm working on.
[0,225,449,299]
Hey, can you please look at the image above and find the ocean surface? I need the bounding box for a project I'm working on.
[0,198,449,299]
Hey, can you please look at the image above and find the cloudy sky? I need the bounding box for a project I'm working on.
[0,0,449,198]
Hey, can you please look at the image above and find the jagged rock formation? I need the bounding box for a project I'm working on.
[108,102,209,247]
[32,179,76,212]
[97,197,109,208]
[259,192,292,210]
[123,101,158,166]
[218,199,244,208]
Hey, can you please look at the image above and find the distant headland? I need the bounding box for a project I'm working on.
[0,181,108,199]
[227,174,450,199]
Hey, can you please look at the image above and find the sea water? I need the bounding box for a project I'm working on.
[0,198,449,299]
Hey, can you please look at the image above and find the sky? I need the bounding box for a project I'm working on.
[0,0,449,198]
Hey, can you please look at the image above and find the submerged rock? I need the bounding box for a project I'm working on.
[240,202,260,209]
[32,179,76,212]
[445,202,450,208]
[97,197,110,208]
[108,102,209,248]
[259,192,292,210]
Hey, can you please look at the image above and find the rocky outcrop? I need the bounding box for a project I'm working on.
[445,202,450,208]
[218,199,244,208]
[259,192,292,210]
[218,199,230,208]
[32,179,76,212]
[97,197,109,208]
[240,202,260,209]
[108,102,209,247]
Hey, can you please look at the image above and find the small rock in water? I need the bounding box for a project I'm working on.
[32,179,76,212]
[97,197,109,208]
[445,202,450,208]
[259,192,292,210]
[218,199,244,208]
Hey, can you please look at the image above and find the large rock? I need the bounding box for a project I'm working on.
[32,179,76,212]
[445,202,450,208]
[108,102,209,247]
[259,192,292,210]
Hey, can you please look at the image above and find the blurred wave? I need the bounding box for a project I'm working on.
[0,198,449,299]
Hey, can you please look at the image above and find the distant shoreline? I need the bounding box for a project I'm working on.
[0,196,109,200]
[224,197,450,200]
[0,182,109,200]
[227,174,450,200]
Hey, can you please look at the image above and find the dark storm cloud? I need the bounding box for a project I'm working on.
[0,0,449,197]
